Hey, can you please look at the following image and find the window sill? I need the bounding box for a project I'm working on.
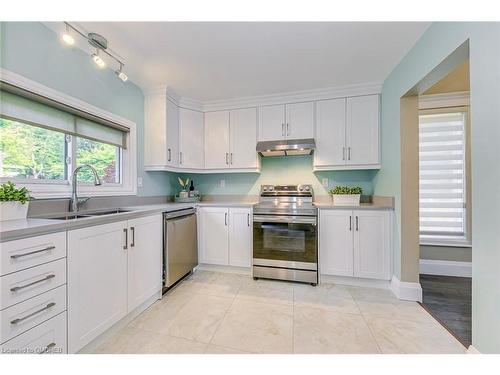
[420,240,472,248]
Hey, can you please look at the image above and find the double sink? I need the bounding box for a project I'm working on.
[47,209,131,220]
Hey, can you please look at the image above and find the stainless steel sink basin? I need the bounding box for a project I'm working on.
[47,209,131,220]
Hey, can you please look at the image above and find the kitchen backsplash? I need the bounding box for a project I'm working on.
[175,155,378,196]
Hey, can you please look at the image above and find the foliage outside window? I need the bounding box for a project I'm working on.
[0,118,121,184]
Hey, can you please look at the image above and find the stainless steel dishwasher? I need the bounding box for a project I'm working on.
[163,208,198,292]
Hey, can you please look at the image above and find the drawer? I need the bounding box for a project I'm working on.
[1,232,66,276]
[0,312,67,354]
[0,258,66,310]
[1,285,66,344]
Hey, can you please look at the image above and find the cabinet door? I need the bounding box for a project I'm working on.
[230,108,258,169]
[315,98,346,167]
[319,210,353,276]
[179,108,204,169]
[286,102,314,139]
[346,95,380,166]
[166,99,180,167]
[258,104,285,141]
[205,111,230,169]
[228,207,253,267]
[198,207,229,265]
[353,211,391,280]
[127,214,163,312]
[67,221,128,353]
[144,91,168,167]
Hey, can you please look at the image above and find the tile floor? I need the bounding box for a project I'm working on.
[94,270,466,354]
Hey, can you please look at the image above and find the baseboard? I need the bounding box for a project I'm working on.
[320,274,391,289]
[76,290,162,354]
[390,275,423,302]
[467,345,481,354]
[420,259,472,277]
[196,264,252,276]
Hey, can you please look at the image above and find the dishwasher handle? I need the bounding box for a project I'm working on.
[164,208,196,220]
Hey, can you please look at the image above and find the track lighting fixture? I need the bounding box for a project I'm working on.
[61,22,127,82]
[115,63,128,82]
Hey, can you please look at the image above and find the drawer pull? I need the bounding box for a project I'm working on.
[39,342,56,354]
[10,274,56,292]
[10,246,56,259]
[10,302,56,325]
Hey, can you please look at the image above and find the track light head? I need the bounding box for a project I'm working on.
[62,24,75,45]
[92,50,106,68]
[115,63,128,82]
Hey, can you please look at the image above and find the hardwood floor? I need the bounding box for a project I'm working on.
[420,274,471,347]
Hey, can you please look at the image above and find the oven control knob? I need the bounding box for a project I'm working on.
[299,186,304,191]
[269,186,274,191]
[305,186,310,191]
[263,186,268,191]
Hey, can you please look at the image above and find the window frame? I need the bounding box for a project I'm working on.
[418,105,471,248]
[0,68,137,198]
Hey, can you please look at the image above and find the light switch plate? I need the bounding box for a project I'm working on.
[322,178,329,188]
[219,179,226,188]
[137,177,143,188]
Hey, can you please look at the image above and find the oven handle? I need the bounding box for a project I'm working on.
[253,215,317,225]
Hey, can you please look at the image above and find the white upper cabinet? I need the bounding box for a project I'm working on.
[258,104,286,141]
[205,111,230,169]
[179,108,204,169]
[315,98,346,168]
[144,90,179,170]
[346,95,380,166]
[285,102,315,139]
[314,94,380,170]
[229,108,258,169]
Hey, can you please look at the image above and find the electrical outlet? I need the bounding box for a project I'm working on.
[219,179,226,188]
[137,177,143,188]
[322,178,329,188]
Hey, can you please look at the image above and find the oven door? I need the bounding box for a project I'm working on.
[253,215,317,269]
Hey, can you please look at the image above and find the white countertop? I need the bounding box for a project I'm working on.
[313,202,394,210]
[0,200,257,242]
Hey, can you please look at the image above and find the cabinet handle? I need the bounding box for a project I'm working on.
[225,152,229,165]
[247,213,250,227]
[348,147,351,160]
[356,216,359,231]
[168,148,171,162]
[342,147,346,161]
[225,212,228,226]
[230,153,233,165]
[10,274,55,292]
[179,151,183,165]
[281,123,285,136]
[40,342,56,354]
[10,246,56,259]
[287,123,290,136]
[131,227,135,247]
[349,216,352,231]
[10,302,56,325]
[123,228,128,250]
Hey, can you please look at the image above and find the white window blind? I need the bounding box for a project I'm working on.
[419,112,467,242]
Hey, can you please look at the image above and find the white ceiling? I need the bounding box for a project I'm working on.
[47,22,430,101]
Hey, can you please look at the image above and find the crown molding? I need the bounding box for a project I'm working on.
[419,91,470,109]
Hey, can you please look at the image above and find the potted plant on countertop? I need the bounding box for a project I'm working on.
[177,177,190,199]
[329,185,363,206]
[0,181,31,221]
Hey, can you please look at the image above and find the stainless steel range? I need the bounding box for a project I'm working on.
[253,184,318,285]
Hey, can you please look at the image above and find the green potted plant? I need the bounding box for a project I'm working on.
[0,181,31,221]
[329,185,363,206]
[177,177,190,199]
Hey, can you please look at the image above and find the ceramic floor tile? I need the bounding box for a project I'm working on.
[293,283,360,314]
[94,326,158,354]
[211,298,293,354]
[204,344,254,354]
[160,293,234,343]
[236,278,294,306]
[138,334,207,354]
[348,286,399,302]
[178,270,247,298]
[365,316,466,354]
[356,298,439,324]
[293,306,380,354]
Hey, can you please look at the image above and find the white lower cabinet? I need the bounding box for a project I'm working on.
[319,209,392,280]
[67,215,163,353]
[198,206,252,268]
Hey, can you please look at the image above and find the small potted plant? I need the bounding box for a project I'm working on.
[0,181,31,221]
[177,177,190,199]
[329,186,363,206]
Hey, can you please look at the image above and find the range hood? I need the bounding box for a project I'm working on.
[256,138,316,157]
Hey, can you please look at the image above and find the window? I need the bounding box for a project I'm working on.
[419,110,469,245]
[0,73,137,198]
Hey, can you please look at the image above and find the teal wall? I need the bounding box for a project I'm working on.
[175,155,377,197]
[0,22,170,196]
[375,22,500,353]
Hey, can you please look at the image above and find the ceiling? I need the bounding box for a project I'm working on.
[47,22,430,101]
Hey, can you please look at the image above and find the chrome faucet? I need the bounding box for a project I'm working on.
[70,165,102,212]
